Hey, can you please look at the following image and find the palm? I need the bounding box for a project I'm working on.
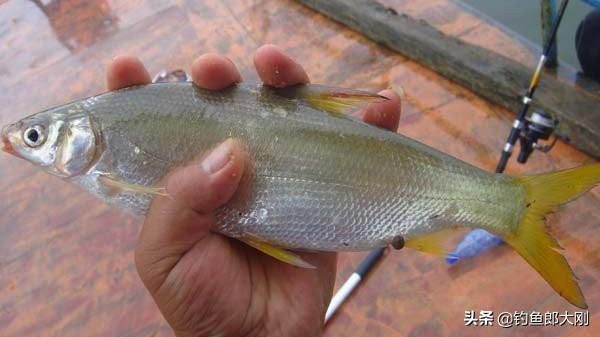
[160,233,336,337]
[111,45,400,337]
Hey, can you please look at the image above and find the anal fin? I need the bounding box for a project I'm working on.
[241,235,315,269]
[404,228,460,255]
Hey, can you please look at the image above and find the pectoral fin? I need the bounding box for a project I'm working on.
[241,235,315,269]
[98,175,169,197]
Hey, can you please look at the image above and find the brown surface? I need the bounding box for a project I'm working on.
[297,0,600,159]
[0,0,597,336]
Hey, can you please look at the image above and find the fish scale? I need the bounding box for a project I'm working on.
[88,82,520,250]
[3,81,598,308]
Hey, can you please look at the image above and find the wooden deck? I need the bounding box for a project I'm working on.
[0,0,597,336]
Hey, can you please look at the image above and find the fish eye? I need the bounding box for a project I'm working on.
[23,125,46,147]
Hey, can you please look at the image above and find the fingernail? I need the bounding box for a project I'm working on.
[202,139,233,174]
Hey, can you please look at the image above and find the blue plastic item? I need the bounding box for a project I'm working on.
[581,0,600,8]
[446,229,504,265]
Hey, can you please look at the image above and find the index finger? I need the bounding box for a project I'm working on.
[106,55,152,90]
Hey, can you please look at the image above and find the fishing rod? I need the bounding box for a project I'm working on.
[325,0,570,323]
[496,0,568,173]
[446,0,569,264]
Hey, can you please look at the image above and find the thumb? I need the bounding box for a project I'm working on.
[135,138,246,293]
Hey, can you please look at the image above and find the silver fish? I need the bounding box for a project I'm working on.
[2,82,599,308]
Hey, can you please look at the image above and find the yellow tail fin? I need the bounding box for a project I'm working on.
[507,164,600,309]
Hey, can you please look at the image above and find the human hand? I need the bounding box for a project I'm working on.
[106,44,401,337]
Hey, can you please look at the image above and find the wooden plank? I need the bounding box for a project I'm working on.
[295,0,600,159]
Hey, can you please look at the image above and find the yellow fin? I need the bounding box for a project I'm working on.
[505,164,600,309]
[404,228,458,255]
[241,235,315,269]
[274,84,387,117]
[98,175,168,197]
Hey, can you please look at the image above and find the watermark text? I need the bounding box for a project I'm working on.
[464,310,589,327]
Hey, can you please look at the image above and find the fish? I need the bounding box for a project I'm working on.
[1,82,599,309]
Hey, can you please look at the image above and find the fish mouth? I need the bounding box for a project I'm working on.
[1,124,16,155]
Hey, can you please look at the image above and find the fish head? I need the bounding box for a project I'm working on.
[1,103,99,178]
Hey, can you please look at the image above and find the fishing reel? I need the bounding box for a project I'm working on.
[517,110,558,164]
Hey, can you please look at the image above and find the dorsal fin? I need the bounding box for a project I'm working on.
[273,84,387,117]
